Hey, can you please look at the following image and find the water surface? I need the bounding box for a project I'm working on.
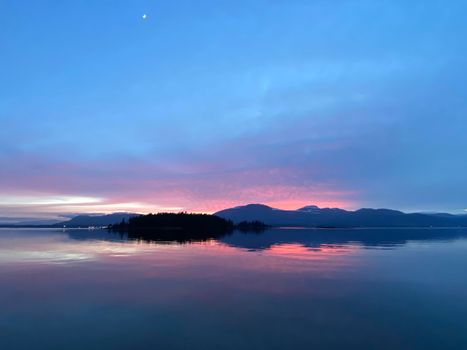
[1,227,467,349]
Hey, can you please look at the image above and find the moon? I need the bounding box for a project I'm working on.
[142,14,147,20]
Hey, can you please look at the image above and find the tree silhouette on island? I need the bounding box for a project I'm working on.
[108,212,268,242]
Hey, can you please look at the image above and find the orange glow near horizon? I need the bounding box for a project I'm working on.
[0,185,358,218]
[0,197,358,219]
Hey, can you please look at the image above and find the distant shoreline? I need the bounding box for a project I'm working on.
[2,225,467,230]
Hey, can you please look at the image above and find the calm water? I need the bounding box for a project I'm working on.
[1,227,467,349]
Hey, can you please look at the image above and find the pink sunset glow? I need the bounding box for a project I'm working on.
[0,152,358,219]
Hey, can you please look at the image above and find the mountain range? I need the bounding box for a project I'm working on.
[59,213,138,227]
[215,204,467,228]
[0,213,137,228]
[2,205,467,228]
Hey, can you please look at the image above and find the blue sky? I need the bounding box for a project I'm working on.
[1,0,466,220]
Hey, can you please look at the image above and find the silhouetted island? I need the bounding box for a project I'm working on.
[110,212,232,232]
[108,213,269,242]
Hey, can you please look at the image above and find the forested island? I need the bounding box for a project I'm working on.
[108,213,268,242]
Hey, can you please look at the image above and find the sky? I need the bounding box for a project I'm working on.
[1,0,467,221]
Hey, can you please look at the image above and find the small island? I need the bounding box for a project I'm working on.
[108,213,268,242]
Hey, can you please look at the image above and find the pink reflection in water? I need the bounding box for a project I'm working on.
[0,229,364,304]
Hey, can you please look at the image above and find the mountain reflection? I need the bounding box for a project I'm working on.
[65,227,467,252]
[220,227,467,251]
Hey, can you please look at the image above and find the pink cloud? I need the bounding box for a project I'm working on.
[0,150,359,217]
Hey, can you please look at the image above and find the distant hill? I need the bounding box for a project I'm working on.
[215,204,467,228]
[58,213,138,227]
[0,217,62,226]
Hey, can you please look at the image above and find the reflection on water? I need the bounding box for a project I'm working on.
[221,227,467,250]
[1,227,467,349]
